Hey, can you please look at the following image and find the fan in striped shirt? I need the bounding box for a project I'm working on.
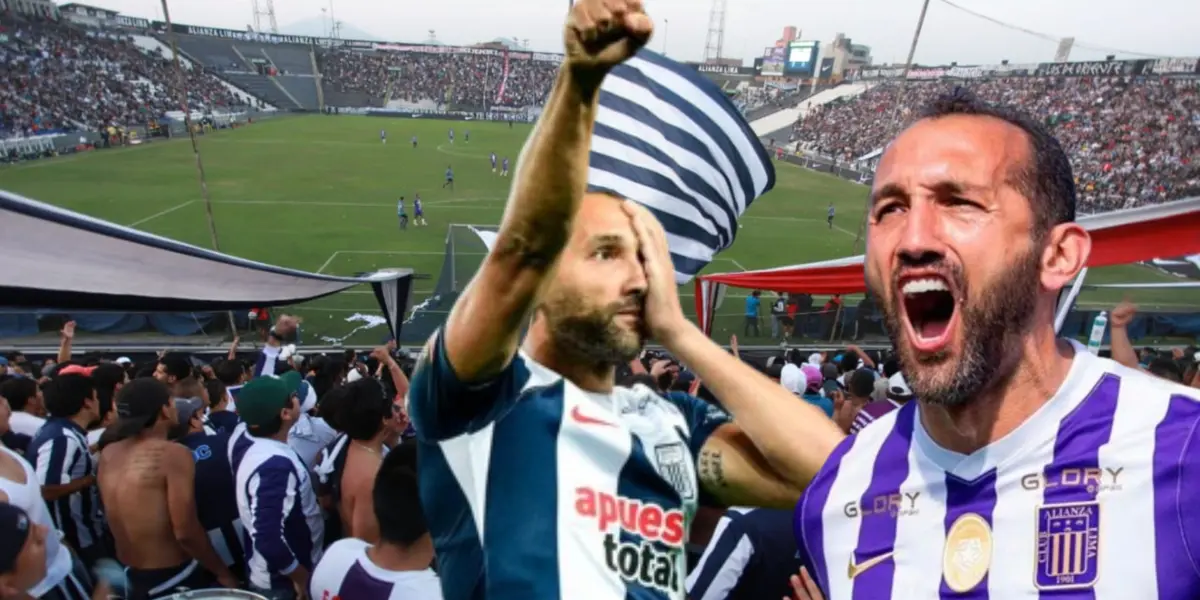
[793,88,1200,599]
[848,371,912,435]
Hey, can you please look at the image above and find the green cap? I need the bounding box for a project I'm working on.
[279,371,303,398]
[237,376,296,430]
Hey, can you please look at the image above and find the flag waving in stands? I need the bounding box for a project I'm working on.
[587,49,775,284]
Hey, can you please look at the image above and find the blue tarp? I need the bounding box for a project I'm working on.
[0,311,241,337]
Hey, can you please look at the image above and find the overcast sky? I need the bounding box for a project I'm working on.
[74,0,1199,66]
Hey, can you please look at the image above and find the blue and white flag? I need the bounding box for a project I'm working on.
[587,49,775,283]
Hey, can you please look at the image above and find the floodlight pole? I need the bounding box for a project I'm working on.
[856,0,931,256]
[161,0,238,337]
[900,0,931,80]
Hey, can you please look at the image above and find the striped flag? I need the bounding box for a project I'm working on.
[587,49,775,283]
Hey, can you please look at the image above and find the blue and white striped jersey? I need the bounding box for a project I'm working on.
[408,332,732,600]
[794,343,1200,599]
[230,431,324,591]
[26,417,104,553]
[686,507,800,600]
[253,345,282,378]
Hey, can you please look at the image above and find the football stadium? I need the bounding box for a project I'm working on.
[0,11,1196,349]
[0,0,1199,598]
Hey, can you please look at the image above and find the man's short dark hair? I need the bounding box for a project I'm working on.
[847,369,877,399]
[92,363,127,422]
[0,378,38,412]
[919,87,1076,236]
[838,352,859,374]
[44,374,95,418]
[158,354,193,382]
[339,379,393,441]
[214,360,244,386]
[373,450,426,547]
[205,379,227,408]
[1148,357,1183,383]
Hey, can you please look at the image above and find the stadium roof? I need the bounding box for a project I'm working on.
[0,190,414,338]
[694,196,1200,334]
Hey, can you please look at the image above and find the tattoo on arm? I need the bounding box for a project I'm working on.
[698,447,728,490]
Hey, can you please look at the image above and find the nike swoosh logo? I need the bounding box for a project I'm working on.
[570,405,616,427]
[847,551,894,579]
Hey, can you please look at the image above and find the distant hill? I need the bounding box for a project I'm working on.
[277,17,384,42]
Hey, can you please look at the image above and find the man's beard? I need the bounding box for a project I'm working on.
[877,247,1041,408]
[541,291,645,367]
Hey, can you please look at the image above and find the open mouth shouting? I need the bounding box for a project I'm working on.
[897,271,961,354]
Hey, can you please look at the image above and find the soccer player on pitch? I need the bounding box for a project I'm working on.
[407,2,843,599]
[490,152,497,173]
[413,195,426,227]
[396,196,407,231]
[500,156,509,177]
[791,89,1200,599]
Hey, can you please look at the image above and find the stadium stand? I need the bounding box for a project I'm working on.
[0,16,248,135]
[318,48,556,110]
[789,77,1200,213]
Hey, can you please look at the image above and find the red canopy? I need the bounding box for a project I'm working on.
[695,197,1200,334]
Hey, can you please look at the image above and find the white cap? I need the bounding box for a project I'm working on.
[346,368,363,383]
[297,380,318,414]
[807,353,823,366]
[280,344,298,362]
[114,357,132,366]
[888,372,913,398]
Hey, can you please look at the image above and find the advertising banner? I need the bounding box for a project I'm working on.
[1142,57,1200,75]
[1034,60,1142,77]
[819,57,835,78]
[693,63,757,76]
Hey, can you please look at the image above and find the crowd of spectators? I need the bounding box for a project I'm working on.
[0,17,243,138]
[790,76,1200,212]
[320,48,556,110]
[1,302,1194,599]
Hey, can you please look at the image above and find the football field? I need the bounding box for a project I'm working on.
[1,115,1195,345]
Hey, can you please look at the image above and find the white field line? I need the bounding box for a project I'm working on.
[127,200,196,227]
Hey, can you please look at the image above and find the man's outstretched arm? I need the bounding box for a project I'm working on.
[409,0,653,438]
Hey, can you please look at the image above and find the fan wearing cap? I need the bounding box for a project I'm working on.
[798,364,833,418]
[282,371,335,470]
[171,397,247,584]
[97,379,237,599]
[1,395,87,600]
[228,376,324,599]
[0,502,50,597]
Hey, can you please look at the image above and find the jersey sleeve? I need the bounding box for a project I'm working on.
[686,511,753,600]
[407,329,532,442]
[1174,396,1200,581]
[663,391,733,460]
[35,434,82,487]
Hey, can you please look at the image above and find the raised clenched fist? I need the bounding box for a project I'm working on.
[564,0,652,74]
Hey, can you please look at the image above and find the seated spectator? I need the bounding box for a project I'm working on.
[309,443,440,599]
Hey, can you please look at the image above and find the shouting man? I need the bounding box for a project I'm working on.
[793,89,1200,598]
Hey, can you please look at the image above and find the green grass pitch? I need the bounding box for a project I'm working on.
[1,115,1195,346]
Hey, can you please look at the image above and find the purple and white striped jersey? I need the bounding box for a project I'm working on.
[310,538,443,600]
[794,342,1200,599]
[849,399,903,435]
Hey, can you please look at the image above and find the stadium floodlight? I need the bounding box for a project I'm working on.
[250,0,279,34]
